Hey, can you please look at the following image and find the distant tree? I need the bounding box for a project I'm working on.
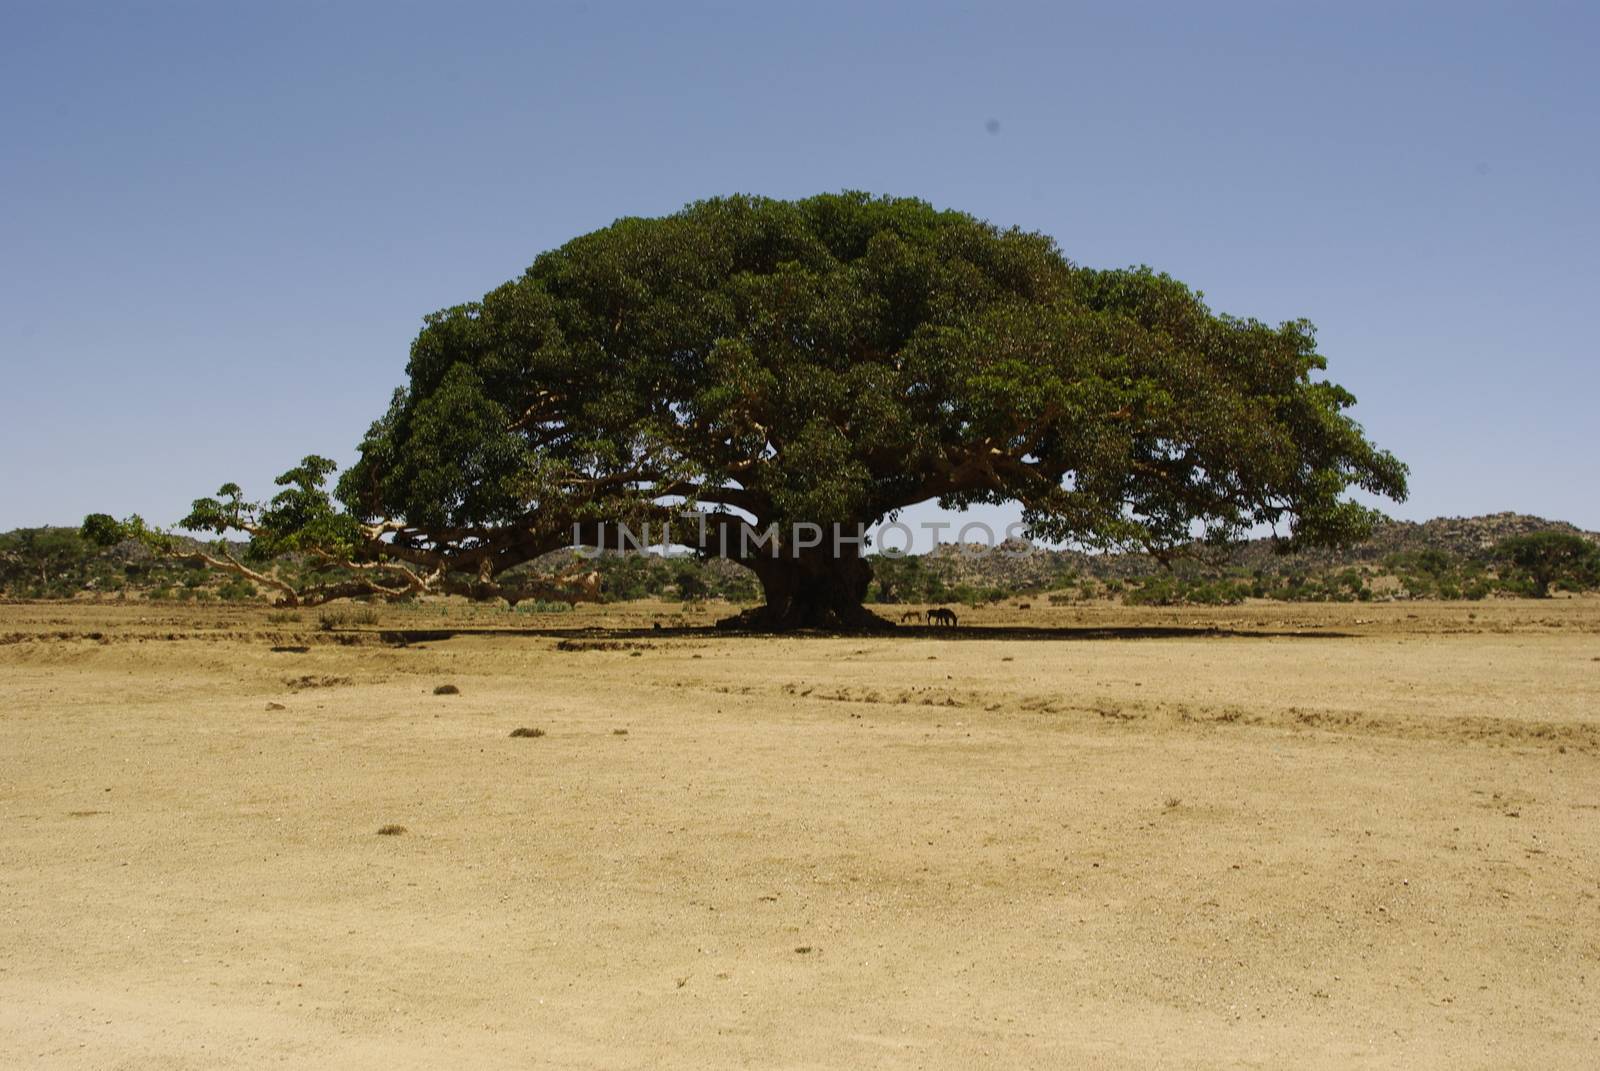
[674,565,711,602]
[1494,532,1600,597]
[88,192,1407,628]
[78,514,125,549]
[0,527,92,594]
[867,554,924,603]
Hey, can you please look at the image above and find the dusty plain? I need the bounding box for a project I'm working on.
[2,597,1597,1068]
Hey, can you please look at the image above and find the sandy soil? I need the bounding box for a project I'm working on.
[2,597,1597,1068]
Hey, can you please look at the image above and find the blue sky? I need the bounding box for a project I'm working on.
[3,1,1596,541]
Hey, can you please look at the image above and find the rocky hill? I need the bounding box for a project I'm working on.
[918,513,1600,592]
[1226,513,1598,570]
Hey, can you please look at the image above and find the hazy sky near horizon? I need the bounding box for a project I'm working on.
[3,1,1596,543]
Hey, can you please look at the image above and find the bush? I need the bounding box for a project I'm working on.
[319,605,380,629]
[217,577,258,602]
[1200,580,1249,605]
[514,600,573,614]
[1125,576,1184,606]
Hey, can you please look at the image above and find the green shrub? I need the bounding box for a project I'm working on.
[1126,576,1183,606]
[217,577,258,602]
[514,600,573,613]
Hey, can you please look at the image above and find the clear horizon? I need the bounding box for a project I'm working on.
[4,2,1596,543]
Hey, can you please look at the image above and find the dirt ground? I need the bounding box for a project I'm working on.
[2,596,1597,1068]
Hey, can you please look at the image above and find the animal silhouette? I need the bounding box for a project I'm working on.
[927,607,958,628]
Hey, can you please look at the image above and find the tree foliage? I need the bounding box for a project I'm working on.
[0,527,95,595]
[1494,532,1600,597]
[88,192,1408,626]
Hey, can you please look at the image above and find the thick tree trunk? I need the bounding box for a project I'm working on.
[718,551,892,631]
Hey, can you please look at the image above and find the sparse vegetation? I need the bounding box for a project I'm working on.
[286,674,353,691]
[319,605,380,630]
[216,576,258,602]
[5,512,1596,609]
[1125,576,1249,607]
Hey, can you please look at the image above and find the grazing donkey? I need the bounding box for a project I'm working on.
[926,607,958,628]
[901,610,926,624]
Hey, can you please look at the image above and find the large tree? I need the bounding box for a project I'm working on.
[90,193,1407,628]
